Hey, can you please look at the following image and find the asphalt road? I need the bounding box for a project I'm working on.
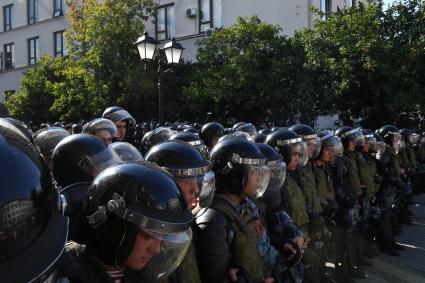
[361,194,425,283]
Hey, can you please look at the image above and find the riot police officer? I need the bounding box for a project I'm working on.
[0,119,69,282]
[83,118,119,145]
[145,140,215,283]
[68,162,194,282]
[102,106,136,142]
[334,126,367,281]
[195,138,273,283]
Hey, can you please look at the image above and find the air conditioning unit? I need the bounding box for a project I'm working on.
[186,8,197,18]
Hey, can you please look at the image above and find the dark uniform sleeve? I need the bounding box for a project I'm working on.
[194,208,232,283]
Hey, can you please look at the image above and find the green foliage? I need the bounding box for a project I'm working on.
[185,16,309,124]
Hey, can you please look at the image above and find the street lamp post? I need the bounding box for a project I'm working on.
[136,32,184,125]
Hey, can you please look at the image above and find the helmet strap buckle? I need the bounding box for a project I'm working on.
[87,205,108,228]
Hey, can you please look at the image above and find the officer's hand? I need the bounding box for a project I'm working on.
[401,168,406,175]
[283,243,297,261]
[294,236,305,252]
[264,277,275,283]
[228,268,239,282]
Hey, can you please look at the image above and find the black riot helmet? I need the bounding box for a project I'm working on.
[71,123,83,134]
[83,118,119,145]
[210,138,270,198]
[145,140,215,216]
[259,128,272,135]
[110,142,144,161]
[80,162,193,279]
[183,127,198,134]
[102,106,136,127]
[253,133,267,143]
[376,125,400,144]
[232,122,247,132]
[265,129,308,166]
[335,126,365,149]
[33,127,70,167]
[142,127,175,153]
[169,132,208,158]
[289,124,321,159]
[399,128,419,145]
[3,117,33,142]
[199,122,224,148]
[0,119,68,283]
[234,123,257,135]
[52,134,122,188]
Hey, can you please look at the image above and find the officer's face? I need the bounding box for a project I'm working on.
[177,177,200,209]
[306,139,315,159]
[321,146,333,163]
[244,169,260,197]
[96,130,113,145]
[288,150,300,171]
[116,121,127,142]
[125,229,161,271]
[362,142,370,153]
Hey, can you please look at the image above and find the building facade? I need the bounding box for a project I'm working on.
[143,0,363,62]
[0,0,69,102]
[0,0,362,102]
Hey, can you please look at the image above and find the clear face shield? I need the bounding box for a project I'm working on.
[108,109,136,127]
[78,147,122,177]
[351,129,365,147]
[187,140,208,159]
[231,153,270,198]
[110,142,144,161]
[375,142,387,160]
[390,132,401,153]
[363,135,375,152]
[419,136,425,144]
[175,170,215,217]
[408,134,419,145]
[244,164,271,198]
[266,160,287,192]
[293,141,309,167]
[136,227,192,281]
[305,135,321,159]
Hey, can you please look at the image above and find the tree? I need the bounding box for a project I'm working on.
[185,16,313,125]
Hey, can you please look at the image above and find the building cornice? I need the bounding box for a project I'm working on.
[0,16,67,36]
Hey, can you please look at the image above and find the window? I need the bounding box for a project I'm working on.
[53,0,67,17]
[54,30,68,57]
[27,0,39,25]
[3,4,13,31]
[4,43,14,70]
[349,0,357,7]
[321,0,332,19]
[28,37,40,66]
[155,4,175,41]
[199,0,222,32]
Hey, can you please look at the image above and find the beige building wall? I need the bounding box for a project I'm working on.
[145,0,360,62]
[0,0,69,102]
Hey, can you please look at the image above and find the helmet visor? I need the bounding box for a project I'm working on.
[137,227,192,280]
[176,170,215,216]
[107,109,136,127]
[245,164,271,198]
[267,160,286,192]
[293,141,309,167]
[366,136,377,150]
[376,142,386,159]
[79,147,122,177]
[110,142,144,161]
[307,137,322,159]
[353,129,365,147]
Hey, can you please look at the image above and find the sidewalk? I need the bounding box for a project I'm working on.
[361,194,425,282]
